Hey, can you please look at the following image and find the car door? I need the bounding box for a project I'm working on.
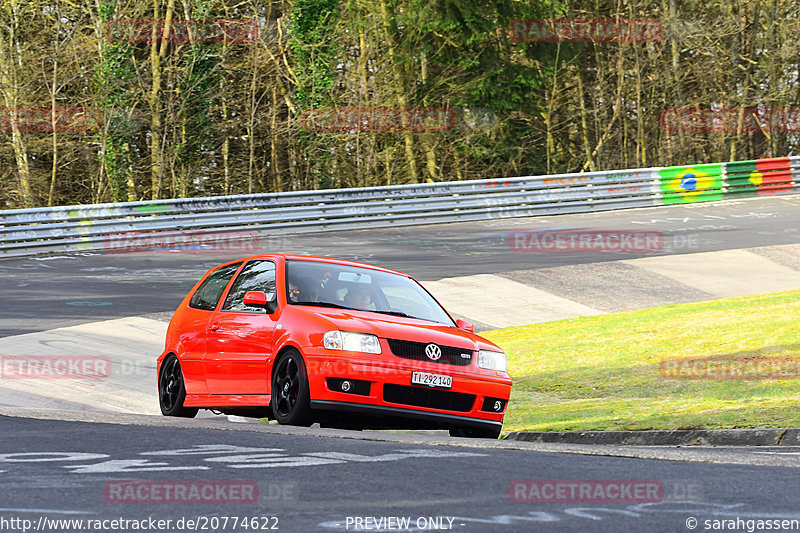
[178,262,243,394]
[204,259,278,395]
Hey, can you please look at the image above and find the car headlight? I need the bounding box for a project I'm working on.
[323,331,382,354]
[478,350,507,372]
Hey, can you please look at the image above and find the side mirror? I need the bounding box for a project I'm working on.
[456,319,474,333]
[244,291,277,314]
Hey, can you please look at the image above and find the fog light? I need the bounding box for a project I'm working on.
[481,397,507,413]
[326,378,371,396]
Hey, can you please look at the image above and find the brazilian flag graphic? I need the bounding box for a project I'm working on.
[725,157,793,198]
[659,163,723,204]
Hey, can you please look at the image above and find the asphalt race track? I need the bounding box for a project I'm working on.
[2,195,800,533]
[3,415,800,533]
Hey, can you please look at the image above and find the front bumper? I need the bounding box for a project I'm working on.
[302,348,512,429]
[310,400,503,432]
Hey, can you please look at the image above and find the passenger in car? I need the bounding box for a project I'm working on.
[344,286,372,310]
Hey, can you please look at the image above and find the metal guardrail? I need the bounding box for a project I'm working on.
[1,157,798,257]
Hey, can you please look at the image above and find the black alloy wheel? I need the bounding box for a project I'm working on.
[158,355,199,418]
[271,349,313,426]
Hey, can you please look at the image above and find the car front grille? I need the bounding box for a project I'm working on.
[382,384,476,412]
[386,339,473,366]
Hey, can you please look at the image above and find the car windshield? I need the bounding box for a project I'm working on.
[285,260,455,326]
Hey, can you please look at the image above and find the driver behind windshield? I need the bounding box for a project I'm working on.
[288,276,319,303]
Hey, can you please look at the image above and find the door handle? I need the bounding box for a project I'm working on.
[208,324,220,332]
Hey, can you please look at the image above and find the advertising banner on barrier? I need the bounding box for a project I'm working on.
[725,157,793,198]
[658,163,723,204]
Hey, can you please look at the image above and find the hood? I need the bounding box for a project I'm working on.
[289,305,502,352]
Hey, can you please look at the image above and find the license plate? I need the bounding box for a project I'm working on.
[411,371,452,389]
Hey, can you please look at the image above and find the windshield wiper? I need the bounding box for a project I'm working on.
[292,301,355,310]
[293,302,429,322]
[372,310,451,326]
[370,309,415,319]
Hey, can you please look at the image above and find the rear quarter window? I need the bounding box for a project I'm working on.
[188,262,242,311]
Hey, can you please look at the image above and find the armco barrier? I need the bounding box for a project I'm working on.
[1,157,798,257]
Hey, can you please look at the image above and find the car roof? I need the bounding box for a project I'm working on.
[228,254,410,277]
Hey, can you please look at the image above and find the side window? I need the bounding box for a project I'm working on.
[188,262,242,311]
[222,260,276,312]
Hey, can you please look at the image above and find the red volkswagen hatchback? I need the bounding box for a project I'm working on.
[157,255,512,438]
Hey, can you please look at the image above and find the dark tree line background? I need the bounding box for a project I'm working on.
[1,0,798,208]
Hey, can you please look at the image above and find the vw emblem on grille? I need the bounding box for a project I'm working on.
[425,343,442,361]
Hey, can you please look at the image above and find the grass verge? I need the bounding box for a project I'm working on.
[482,289,800,433]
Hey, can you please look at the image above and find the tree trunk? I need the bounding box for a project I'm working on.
[576,64,596,172]
[378,0,418,183]
[0,2,33,206]
[149,0,175,199]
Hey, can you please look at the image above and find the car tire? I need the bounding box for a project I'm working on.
[449,426,501,439]
[158,355,199,418]
[271,349,313,426]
